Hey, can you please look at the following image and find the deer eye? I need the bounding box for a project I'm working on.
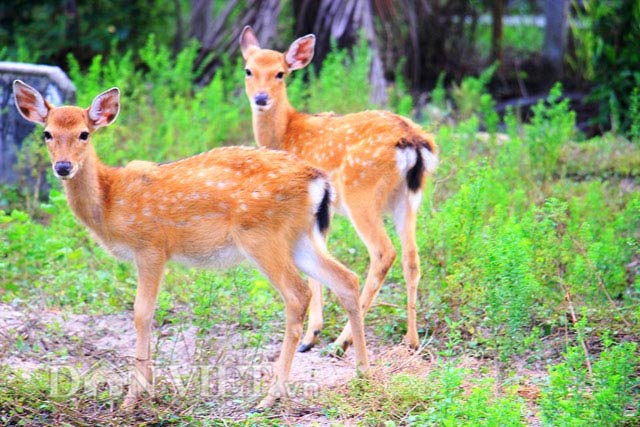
[245,69,252,77]
[275,71,284,79]
[43,131,52,140]
[79,131,89,141]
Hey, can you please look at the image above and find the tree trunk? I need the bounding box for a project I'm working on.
[189,0,281,84]
[188,0,213,43]
[490,0,506,64]
[543,0,570,80]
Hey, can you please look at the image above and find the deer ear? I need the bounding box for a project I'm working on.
[88,88,120,128]
[240,26,261,60]
[285,34,315,71]
[13,80,50,125]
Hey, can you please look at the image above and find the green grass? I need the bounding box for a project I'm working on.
[1,36,639,425]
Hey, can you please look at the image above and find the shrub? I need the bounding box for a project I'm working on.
[570,0,640,136]
[524,83,576,179]
[541,342,639,427]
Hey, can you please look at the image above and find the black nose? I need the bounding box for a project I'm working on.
[254,92,269,106]
[55,161,72,176]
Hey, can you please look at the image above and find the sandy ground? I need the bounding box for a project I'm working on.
[0,302,544,425]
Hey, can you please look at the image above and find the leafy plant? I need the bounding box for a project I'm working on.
[541,342,639,427]
[569,0,640,135]
[524,82,576,179]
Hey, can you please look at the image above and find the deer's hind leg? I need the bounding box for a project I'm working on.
[243,239,311,409]
[293,232,369,371]
[299,227,331,353]
[392,190,423,350]
[334,197,396,352]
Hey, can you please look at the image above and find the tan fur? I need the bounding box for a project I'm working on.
[13,80,369,409]
[240,27,439,351]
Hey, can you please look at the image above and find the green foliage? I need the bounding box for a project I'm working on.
[524,83,576,179]
[388,59,414,117]
[570,0,640,135]
[431,72,448,110]
[451,63,499,131]
[0,0,176,65]
[66,36,248,167]
[0,191,134,312]
[295,37,373,114]
[481,213,540,358]
[326,364,526,426]
[541,342,639,426]
[475,22,544,57]
[630,87,640,142]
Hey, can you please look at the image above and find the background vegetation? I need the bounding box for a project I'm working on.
[1,0,639,426]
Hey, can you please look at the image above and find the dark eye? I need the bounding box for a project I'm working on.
[43,131,52,140]
[245,69,252,77]
[275,71,284,79]
[79,131,89,141]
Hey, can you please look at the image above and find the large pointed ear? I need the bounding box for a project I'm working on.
[285,34,315,71]
[13,80,51,125]
[240,26,261,60]
[88,88,120,128]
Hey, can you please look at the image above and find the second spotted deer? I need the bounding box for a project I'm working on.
[240,26,439,353]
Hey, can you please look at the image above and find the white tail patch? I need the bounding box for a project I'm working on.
[394,147,418,175]
[421,147,439,174]
[308,176,335,213]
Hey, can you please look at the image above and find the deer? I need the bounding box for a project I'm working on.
[13,80,369,410]
[239,27,439,354]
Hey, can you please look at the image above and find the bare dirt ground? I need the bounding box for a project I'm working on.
[0,302,545,425]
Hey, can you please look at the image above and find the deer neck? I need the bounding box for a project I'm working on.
[62,147,109,231]
[252,97,294,150]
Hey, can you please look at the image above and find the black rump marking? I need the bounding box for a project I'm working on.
[316,183,331,233]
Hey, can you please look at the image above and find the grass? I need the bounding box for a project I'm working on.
[1,36,639,426]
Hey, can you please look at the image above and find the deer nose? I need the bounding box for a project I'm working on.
[254,92,269,106]
[55,161,72,177]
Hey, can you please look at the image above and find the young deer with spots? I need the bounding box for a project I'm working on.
[13,80,369,409]
[240,27,439,353]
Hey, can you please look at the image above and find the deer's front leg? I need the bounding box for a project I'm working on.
[122,251,165,409]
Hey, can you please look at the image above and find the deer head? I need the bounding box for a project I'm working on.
[240,26,315,113]
[13,80,120,180]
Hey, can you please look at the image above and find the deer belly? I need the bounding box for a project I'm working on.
[172,244,244,269]
[105,243,136,261]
